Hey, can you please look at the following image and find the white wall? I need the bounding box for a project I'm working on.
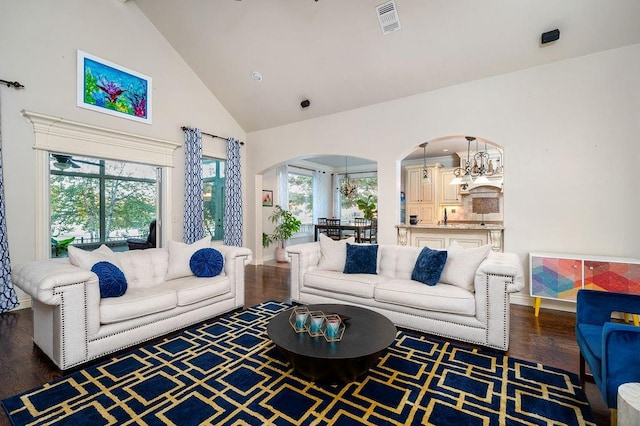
[246,44,640,304]
[0,1,245,305]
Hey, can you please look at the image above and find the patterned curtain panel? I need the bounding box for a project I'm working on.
[0,93,18,313]
[223,138,243,247]
[183,127,205,244]
[276,164,288,209]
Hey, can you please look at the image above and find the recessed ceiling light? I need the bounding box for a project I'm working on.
[251,71,263,82]
[442,149,449,152]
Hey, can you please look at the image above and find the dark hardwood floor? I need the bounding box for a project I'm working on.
[0,264,609,425]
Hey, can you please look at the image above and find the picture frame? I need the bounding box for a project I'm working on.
[262,190,273,207]
[77,50,152,124]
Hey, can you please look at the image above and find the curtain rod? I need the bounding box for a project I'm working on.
[0,79,25,89]
[289,164,326,173]
[181,126,245,145]
[335,170,377,176]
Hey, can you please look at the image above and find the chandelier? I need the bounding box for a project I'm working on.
[420,142,431,184]
[450,136,503,188]
[339,157,357,198]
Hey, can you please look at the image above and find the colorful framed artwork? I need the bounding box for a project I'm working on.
[262,190,273,207]
[77,50,152,124]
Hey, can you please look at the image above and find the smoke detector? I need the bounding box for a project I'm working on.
[376,1,401,35]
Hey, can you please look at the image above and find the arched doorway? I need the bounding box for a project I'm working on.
[398,135,505,250]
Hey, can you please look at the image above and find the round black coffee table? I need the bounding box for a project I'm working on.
[267,304,397,382]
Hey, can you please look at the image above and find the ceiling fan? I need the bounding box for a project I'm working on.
[51,154,81,170]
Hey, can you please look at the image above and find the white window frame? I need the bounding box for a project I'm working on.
[23,110,180,259]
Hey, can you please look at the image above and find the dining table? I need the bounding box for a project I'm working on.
[314,221,372,243]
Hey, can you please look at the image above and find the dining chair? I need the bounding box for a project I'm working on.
[316,218,328,236]
[325,218,343,240]
[351,217,369,240]
[360,218,377,244]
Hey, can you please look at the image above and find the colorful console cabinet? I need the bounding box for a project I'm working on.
[529,252,640,317]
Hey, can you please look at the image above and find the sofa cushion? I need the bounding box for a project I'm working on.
[68,244,122,270]
[344,243,378,274]
[91,261,127,298]
[190,248,224,277]
[304,270,386,299]
[411,246,447,286]
[378,245,423,280]
[99,287,177,324]
[375,279,475,316]
[165,236,211,280]
[439,241,491,292]
[162,275,231,306]
[117,248,170,289]
[317,234,355,272]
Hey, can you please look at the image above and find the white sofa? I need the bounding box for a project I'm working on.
[12,241,252,370]
[286,238,524,350]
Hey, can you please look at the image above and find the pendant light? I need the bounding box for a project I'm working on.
[339,156,357,197]
[420,142,431,184]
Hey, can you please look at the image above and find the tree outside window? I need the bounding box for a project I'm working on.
[340,176,378,221]
[288,172,313,225]
[50,154,158,256]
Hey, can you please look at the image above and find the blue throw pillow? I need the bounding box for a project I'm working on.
[343,243,378,274]
[412,247,448,286]
[91,261,127,298]
[190,248,224,277]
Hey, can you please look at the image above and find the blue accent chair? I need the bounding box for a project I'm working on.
[575,289,640,416]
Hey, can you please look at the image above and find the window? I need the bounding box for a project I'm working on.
[288,171,313,225]
[203,157,226,240]
[340,175,378,221]
[49,153,159,256]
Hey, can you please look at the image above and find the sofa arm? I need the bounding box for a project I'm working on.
[602,323,640,407]
[476,252,524,293]
[213,245,252,307]
[214,245,253,270]
[473,252,524,350]
[12,259,98,305]
[12,260,102,366]
[286,242,321,302]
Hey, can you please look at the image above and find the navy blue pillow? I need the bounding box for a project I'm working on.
[91,261,127,298]
[411,247,448,286]
[190,248,224,277]
[343,243,378,274]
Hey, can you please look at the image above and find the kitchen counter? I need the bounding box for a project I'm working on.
[395,223,504,251]
[397,223,504,231]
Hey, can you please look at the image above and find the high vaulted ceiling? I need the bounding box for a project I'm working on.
[134,0,640,133]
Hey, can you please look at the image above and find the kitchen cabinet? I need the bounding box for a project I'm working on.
[405,164,438,224]
[438,168,461,205]
[530,252,640,317]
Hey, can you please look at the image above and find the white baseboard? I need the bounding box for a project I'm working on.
[510,292,576,314]
[8,295,32,312]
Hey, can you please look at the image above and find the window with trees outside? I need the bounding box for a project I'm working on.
[340,175,378,221]
[203,157,226,240]
[49,153,159,257]
[288,171,313,228]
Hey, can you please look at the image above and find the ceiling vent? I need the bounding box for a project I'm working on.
[376,1,401,35]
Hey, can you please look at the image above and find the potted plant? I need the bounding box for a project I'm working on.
[356,195,377,221]
[263,205,301,263]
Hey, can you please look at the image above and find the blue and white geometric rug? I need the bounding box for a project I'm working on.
[2,301,595,425]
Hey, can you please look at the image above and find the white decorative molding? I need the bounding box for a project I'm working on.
[22,110,179,259]
[22,110,180,167]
